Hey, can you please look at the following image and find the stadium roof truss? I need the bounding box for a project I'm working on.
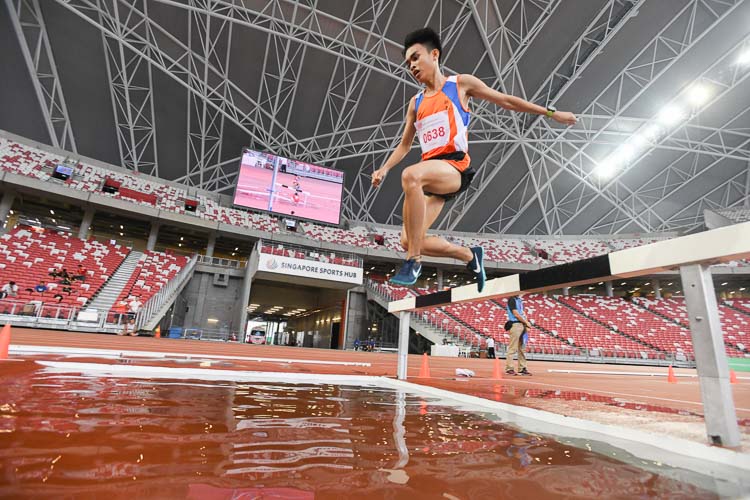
[5,0,750,235]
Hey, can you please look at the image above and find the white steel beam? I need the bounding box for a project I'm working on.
[54,0,299,156]
[97,0,159,176]
[185,0,233,191]
[555,33,750,234]
[473,0,745,235]
[5,0,77,152]
[439,0,646,231]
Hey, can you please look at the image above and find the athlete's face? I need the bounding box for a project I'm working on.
[404,44,439,82]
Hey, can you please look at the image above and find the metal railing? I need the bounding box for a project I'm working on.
[258,239,363,268]
[135,254,198,331]
[366,279,465,345]
[0,299,79,324]
[178,328,238,342]
[196,254,247,269]
[0,297,145,333]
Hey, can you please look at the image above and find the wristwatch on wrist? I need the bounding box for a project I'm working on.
[545,105,556,118]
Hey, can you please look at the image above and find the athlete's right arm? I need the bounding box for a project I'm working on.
[372,97,417,188]
[512,309,532,329]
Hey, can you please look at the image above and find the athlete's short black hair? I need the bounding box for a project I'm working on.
[403,27,442,64]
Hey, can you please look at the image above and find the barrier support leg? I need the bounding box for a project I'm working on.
[680,263,740,447]
[397,312,410,380]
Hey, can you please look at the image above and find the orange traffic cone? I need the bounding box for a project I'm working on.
[154,326,161,339]
[492,357,503,379]
[419,401,428,416]
[730,369,738,384]
[0,324,10,360]
[418,353,431,378]
[492,383,503,402]
[667,365,677,383]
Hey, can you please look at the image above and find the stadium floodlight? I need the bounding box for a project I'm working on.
[737,49,750,66]
[656,104,686,126]
[686,83,711,106]
[630,134,649,149]
[596,157,620,179]
[618,143,637,161]
[641,123,662,142]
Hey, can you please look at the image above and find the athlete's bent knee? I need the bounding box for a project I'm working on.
[401,167,421,190]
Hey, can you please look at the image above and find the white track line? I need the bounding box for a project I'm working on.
[548,369,696,377]
[10,345,371,367]
[547,368,750,380]
[496,378,750,413]
[35,361,379,384]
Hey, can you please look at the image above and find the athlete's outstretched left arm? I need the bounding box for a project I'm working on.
[461,74,577,125]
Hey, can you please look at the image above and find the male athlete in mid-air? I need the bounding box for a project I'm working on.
[372,28,577,290]
[292,175,303,205]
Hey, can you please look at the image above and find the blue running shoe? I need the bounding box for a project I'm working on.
[467,246,486,292]
[390,258,422,286]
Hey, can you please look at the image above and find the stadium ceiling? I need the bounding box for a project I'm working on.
[2,0,749,236]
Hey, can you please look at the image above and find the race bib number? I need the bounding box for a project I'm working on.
[416,111,450,154]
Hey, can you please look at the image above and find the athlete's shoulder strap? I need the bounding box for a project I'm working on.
[414,90,425,115]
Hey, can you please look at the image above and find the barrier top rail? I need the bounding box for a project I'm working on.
[389,221,750,313]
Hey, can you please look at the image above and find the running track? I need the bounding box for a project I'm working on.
[5,328,749,446]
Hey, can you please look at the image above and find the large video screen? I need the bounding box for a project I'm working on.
[233,148,344,225]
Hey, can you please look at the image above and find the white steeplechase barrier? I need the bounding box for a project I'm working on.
[388,221,750,447]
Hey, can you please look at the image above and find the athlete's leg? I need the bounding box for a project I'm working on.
[401,195,472,261]
[393,160,486,288]
[401,160,461,260]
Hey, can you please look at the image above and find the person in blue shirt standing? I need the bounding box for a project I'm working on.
[505,295,532,376]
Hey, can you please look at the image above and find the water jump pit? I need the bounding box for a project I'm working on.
[0,356,748,499]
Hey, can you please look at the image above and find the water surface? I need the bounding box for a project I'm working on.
[0,360,719,499]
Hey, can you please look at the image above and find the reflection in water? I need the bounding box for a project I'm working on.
[0,360,718,499]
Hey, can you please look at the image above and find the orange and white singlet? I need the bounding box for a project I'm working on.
[414,75,471,172]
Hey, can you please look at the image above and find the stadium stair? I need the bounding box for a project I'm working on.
[631,299,689,327]
[439,308,483,338]
[365,283,465,347]
[552,296,667,355]
[136,256,197,332]
[722,301,750,318]
[431,300,494,349]
[82,251,143,316]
